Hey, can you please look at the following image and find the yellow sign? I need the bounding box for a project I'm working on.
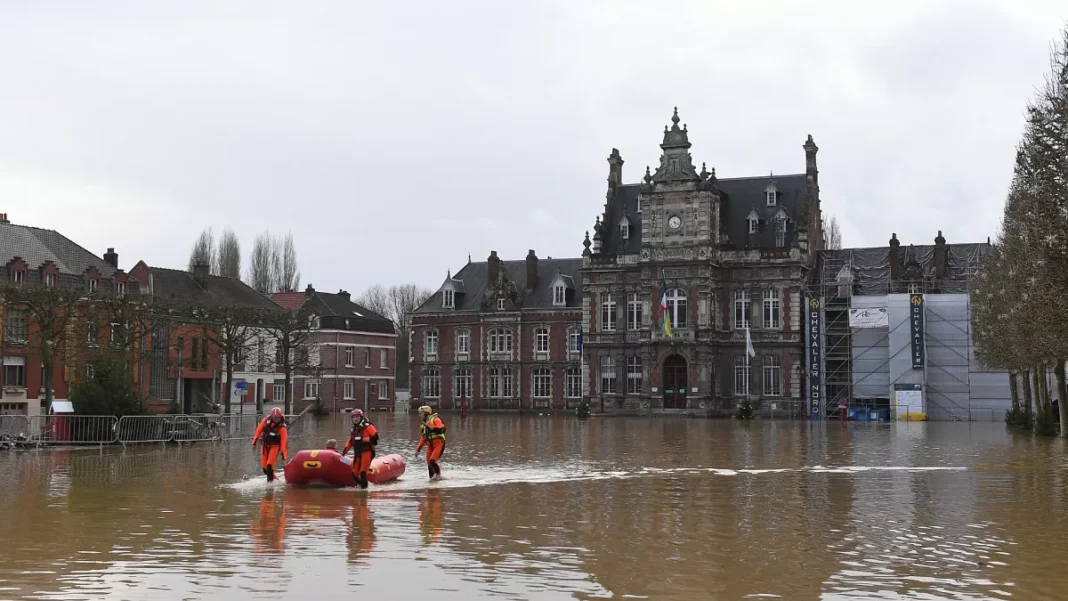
[303,461,322,469]
[809,299,820,309]
[911,294,922,305]
[310,450,319,458]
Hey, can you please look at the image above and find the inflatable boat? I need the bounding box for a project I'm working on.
[283,449,406,487]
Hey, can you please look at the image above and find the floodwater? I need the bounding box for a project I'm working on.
[1,415,1066,601]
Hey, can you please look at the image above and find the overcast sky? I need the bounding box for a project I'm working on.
[1,1,1065,295]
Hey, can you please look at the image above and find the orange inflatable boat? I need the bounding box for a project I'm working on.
[283,449,406,487]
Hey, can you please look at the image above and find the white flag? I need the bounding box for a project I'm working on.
[745,327,756,358]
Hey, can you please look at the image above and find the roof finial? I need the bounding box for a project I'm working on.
[644,166,653,184]
[671,106,680,126]
[447,269,451,279]
[468,253,471,264]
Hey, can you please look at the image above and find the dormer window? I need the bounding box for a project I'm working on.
[766,183,777,206]
[44,273,56,287]
[309,315,320,329]
[497,298,506,311]
[88,278,97,293]
[775,219,787,248]
[443,289,455,309]
[747,210,760,235]
[553,284,566,307]
[116,281,126,296]
[619,218,630,240]
[12,270,24,285]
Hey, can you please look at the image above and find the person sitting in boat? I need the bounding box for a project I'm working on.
[342,409,379,489]
[415,406,446,480]
[325,438,338,452]
[252,408,288,482]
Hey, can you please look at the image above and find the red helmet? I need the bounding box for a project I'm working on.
[351,409,365,424]
[270,407,283,422]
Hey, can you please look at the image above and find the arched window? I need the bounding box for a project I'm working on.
[454,367,472,398]
[666,288,687,329]
[566,366,581,398]
[535,326,550,353]
[533,367,552,398]
[489,366,513,397]
[600,356,616,394]
[619,217,631,240]
[423,367,441,398]
[600,293,616,332]
[424,329,439,356]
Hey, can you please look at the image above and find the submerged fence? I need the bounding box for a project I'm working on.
[0,412,307,447]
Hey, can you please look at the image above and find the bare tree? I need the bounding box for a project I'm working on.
[279,232,301,293]
[1,283,81,410]
[825,215,843,250]
[357,284,432,388]
[263,304,314,414]
[189,228,217,274]
[190,303,265,414]
[246,231,275,294]
[216,228,241,279]
[357,285,391,319]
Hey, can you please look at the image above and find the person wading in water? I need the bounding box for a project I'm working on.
[414,406,446,480]
[342,409,379,489]
[252,407,288,482]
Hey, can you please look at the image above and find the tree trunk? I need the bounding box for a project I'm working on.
[224,353,233,414]
[1034,366,1046,410]
[1023,369,1033,417]
[1009,371,1019,410]
[1057,360,1068,437]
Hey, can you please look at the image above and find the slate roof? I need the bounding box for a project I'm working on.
[817,242,990,295]
[0,221,118,276]
[144,266,278,308]
[599,174,808,255]
[416,256,583,313]
[270,288,395,334]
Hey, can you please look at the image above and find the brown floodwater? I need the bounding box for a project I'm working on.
[0,415,1066,600]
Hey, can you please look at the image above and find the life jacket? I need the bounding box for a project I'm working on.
[350,420,378,451]
[421,414,446,442]
[262,418,285,445]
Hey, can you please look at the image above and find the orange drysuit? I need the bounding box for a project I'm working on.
[343,419,378,488]
[416,413,446,479]
[253,417,288,481]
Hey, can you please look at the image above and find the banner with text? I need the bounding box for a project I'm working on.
[807,297,823,416]
[848,307,889,329]
[909,294,925,368]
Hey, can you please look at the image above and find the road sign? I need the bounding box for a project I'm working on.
[235,381,248,390]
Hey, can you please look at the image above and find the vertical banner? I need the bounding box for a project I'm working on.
[807,297,822,417]
[909,294,925,369]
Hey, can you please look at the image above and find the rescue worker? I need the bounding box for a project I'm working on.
[342,409,379,489]
[252,407,288,482]
[414,405,446,480]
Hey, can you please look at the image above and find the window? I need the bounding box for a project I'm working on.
[304,379,320,399]
[44,273,56,287]
[85,363,95,379]
[344,379,355,399]
[774,218,786,248]
[619,218,630,240]
[600,356,617,394]
[627,355,642,394]
[365,349,371,368]
[12,270,23,285]
[443,288,455,309]
[110,323,125,348]
[733,290,751,329]
[87,322,98,345]
[4,309,27,342]
[535,327,549,354]
[628,293,642,330]
[273,383,285,402]
[734,356,750,396]
[380,348,388,368]
[497,298,506,310]
[201,337,208,369]
[190,338,199,370]
[423,368,441,398]
[566,366,582,398]
[309,315,320,329]
[763,356,782,396]
[116,281,126,296]
[533,367,551,398]
[766,184,777,206]
[455,367,472,398]
[553,285,566,306]
[666,288,688,329]
[489,329,513,353]
[456,329,470,355]
[370,383,376,397]
[2,357,26,388]
[345,347,354,366]
[600,293,617,332]
[379,381,389,400]
[670,158,679,172]
[489,366,512,397]
[763,289,780,329]
[88,278,97,293]
[748,217,759,234]
[568,328,581,354]
[425,330,438,355]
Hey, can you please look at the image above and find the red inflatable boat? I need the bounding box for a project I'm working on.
[283,450,406,487]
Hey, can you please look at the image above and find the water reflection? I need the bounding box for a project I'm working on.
[347,494,376,564]
[419,489,445,547]
[251,493,286,554]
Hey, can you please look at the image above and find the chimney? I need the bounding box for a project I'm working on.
[103,247,118,268]
[338,289,351,302]
[803,134,819,186]
[526,249,538,290]
[304,284,315,298]
[934,231,947,279]
[0,213,8,224]
[607,148,624,195]
[889,233,901,281]
[192,262,209,286]
[487,250,500,285]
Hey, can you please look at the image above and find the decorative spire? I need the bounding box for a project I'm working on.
[700,162,709,180]
[447,269,451,279]
[583,231,592,256]
[467,253,471,264]
[671,106,680,127]
[644,166,653,184]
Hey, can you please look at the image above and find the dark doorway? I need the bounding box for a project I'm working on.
[662,354,688,410]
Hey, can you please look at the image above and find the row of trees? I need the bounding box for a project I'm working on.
[357,284,433,388]
[187,227,301,293]
[972,26,1068,436]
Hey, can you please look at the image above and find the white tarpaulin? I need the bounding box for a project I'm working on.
[848,307,889,328]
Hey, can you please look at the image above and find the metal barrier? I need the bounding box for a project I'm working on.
[115,415,176,444]
[0,414,31,438]
[29,415,119,445]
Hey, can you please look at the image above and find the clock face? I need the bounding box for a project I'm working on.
[668,215,682,230]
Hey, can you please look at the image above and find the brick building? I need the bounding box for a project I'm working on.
[0,213,135,417]
[582,108,822,415]
[271,285,396,413]
[409,251,583,410]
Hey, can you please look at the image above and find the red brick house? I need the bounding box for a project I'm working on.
[409,250,583,411]
[271,285,396,413]
[0,214,134,417]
